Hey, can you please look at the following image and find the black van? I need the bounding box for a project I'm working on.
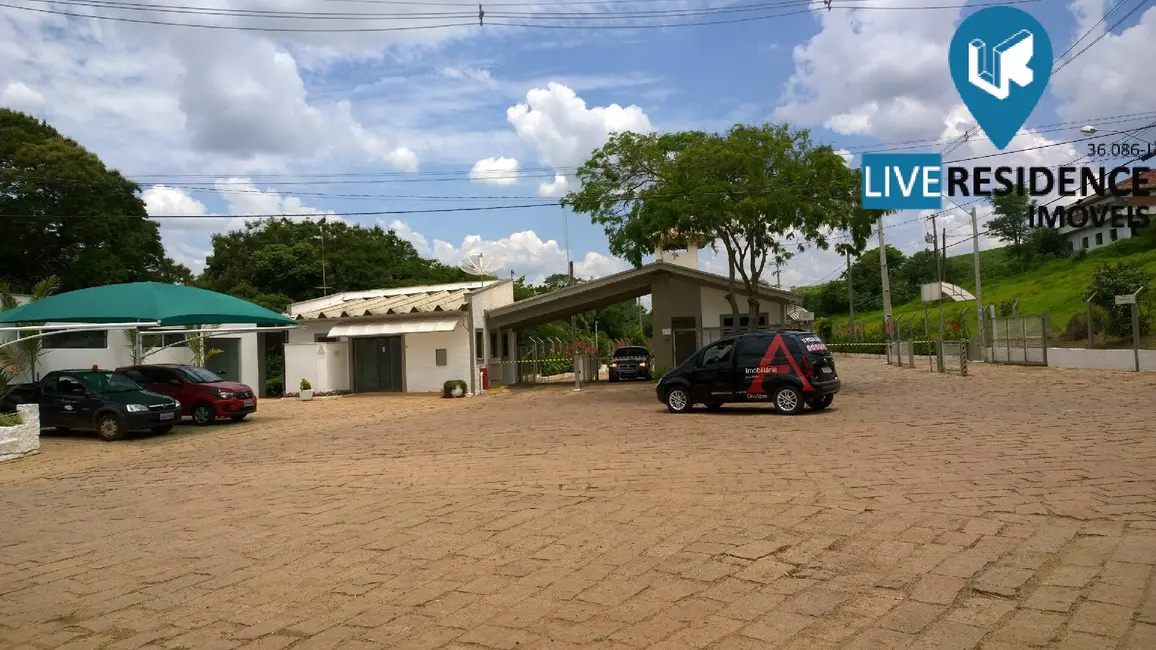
[655,330,841,414]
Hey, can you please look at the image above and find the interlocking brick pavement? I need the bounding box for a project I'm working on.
[2,358,1156,649]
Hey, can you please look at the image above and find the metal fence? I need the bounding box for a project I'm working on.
[989,314,1050,366]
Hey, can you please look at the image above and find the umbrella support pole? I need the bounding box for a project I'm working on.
[0,322,161,349]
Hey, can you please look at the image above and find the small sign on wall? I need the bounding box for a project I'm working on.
[661,328,672,337]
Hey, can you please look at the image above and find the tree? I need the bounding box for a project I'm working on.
[0,109,192,291]
[564,122,878,331]
[184,326,223,367]
[0,276,60,382]
[200,217,472,311]
[988,188,1034,267]
[1085,261,1153,338]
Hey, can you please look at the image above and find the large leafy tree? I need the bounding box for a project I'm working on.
[200,217,472,312]
[988,187,1034,268]
[563,123,879,330]
[0,109,191,291]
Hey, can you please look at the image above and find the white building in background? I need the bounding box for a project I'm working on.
[1057,169,1154,253]
[0,293,260,389]
[283,280,515,395]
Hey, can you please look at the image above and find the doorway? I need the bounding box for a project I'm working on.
[352,336,404,392]
[671,316,698,366]
[207,338,241,382]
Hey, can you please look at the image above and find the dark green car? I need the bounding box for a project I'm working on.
[3,369,182,441]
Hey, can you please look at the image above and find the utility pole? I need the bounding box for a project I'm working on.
[570,260,579,390]
[846,251,856,340]
[942,227,948,284]
[317,223,329,296]
[775,261,782,288]
[971,208,984,347]
[878,218,893,354]
[931,215,944,371]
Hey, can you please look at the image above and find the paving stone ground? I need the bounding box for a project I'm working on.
[2,357,1156,650]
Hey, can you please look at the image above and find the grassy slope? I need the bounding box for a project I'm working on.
[822,238,1156,334]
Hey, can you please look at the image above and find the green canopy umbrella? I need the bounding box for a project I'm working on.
[0,282,296,326]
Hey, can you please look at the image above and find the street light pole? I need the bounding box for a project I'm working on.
[971,208,984,347]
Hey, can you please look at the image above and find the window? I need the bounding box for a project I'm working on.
[142,333,187,348]
[135,367,178,385]
[435,348,447,366]
[178,367,224,383]
[121,369,148,384]
[1110,228,1119,241]
[721,314,768,333]
[42,329,107,349]
[45,375,86,395]
[489,331,498,359]
[1066,240,1075,253]
[314,334,337,343]
[736,336,773,367]
[475,329,484,360]
[1082,237,1089,249]
[1095,232,1103,246]
[698,340,734,367]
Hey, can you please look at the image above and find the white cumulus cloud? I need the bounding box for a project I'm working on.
[507,82,654,197]
[468,157,520,186]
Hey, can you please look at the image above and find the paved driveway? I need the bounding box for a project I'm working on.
[2,358,1155,650]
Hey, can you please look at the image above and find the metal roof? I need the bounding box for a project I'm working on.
[294,287,470,320]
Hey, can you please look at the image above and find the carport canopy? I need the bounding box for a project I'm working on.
[484,262,801,331]
[0,282,297,327]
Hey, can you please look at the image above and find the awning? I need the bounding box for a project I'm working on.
[0,282,296,326]
[327,317,461,338]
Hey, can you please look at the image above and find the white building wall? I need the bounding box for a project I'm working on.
[287,321,335,344]
[699,287,787,329]
[403,327,471,393]
[284,341,350,394]
[1062,222,1132,252]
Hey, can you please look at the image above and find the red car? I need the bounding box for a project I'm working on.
[116,364,257,425]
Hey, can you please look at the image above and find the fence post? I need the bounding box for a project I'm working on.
[1085,292,1097,349]
[1132,287,1145,372]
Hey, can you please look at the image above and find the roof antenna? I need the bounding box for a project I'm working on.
[478,4,484,25]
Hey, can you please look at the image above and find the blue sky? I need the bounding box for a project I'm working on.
[2,0,1154,288]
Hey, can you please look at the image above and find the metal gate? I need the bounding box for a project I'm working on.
[989,314,1050,366]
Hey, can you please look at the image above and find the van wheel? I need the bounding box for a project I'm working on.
[705,403,723,412]
[808,394,834,410]
[96,414,126,441]
[773,386,804,415]
[151,425,173,434]
[665,387,692,413]
[192,403,215,426]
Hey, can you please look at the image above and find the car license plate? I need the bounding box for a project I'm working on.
[243,398,255,407]
[820,367,833,374]
[159,412,174,420]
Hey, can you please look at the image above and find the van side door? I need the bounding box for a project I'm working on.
[688,339,737,403]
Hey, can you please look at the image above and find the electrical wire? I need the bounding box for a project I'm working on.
[0,0,1052,32]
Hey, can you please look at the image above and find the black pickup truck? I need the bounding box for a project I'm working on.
[2,369,182,441]
[608,345,653,382]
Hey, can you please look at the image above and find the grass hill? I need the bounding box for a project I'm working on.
[804,235,1156,341]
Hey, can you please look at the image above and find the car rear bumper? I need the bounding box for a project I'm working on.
[806,378,841,396]
[123,407,183,431]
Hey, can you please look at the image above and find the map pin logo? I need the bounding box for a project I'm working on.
[949,6,1053,150]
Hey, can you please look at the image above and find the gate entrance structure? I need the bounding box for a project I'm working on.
[989,314,1051,366]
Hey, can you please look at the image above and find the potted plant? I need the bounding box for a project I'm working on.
[299,378,314,401]
[442,379,467,398]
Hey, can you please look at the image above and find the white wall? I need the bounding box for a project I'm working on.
[1063,222,1132,252]
[1047,347,1156,372]
[11,330,195,383]
[287,321,334,344]
[403,327,471,393]
[284,342,351,394]
[699,287,787,329]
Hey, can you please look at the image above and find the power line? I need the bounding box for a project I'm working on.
[0,0,1051,32]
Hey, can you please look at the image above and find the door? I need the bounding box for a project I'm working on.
[207,338,241,381]
[671,317,698,367]
[734,334,775,402]
[689,339,736,403]
[44,375,88,427]
[352,336,404,393]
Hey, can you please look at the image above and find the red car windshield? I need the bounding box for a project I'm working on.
[179,367,225,383]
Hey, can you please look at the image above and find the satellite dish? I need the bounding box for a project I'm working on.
[459,252,503,287]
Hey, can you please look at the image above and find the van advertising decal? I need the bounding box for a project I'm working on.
[745,334,813,396]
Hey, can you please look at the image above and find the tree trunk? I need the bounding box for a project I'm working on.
[725,254,741,332]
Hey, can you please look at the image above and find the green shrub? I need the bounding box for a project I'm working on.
[0,412,21,427]
[442,379,468,398]
[299,378,312,391]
